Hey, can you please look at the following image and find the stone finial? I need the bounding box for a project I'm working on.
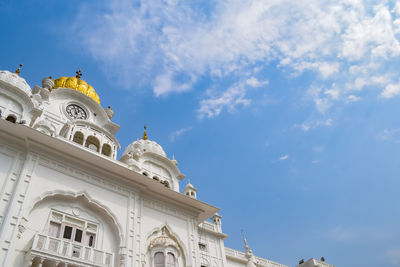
[171,154,178,165]
[41,76,54,91]
[76,68,82,79]
[15,64,22,75]
[143,125,148,140]
[242,230,257,267]
[105,105,114,119]
[242,229,250,252]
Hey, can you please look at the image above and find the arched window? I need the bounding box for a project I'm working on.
[149,227,181,267]
[85,136,100,152]
[155,252,165,267]
[5,115,16,123]
[47,210,98,250]
[167,253,176,267]
[88,234,95,247]
[101,144,112,157]
[72,131,84,145]
[153,176,160,181]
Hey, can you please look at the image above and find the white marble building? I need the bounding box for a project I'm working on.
[0,68,335,267]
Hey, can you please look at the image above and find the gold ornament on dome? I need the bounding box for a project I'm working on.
[15,64,22,75]
[53,69,101,104]
[143,125,148,140]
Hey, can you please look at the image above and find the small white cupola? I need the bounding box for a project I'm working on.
[183,180,197,199]
[120,126,185,192]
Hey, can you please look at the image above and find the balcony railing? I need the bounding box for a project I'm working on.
[30,233,114,267]
[225,247,289,267]
[200,221,217,231]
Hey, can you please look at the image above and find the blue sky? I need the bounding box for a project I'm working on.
[2,0,400,266]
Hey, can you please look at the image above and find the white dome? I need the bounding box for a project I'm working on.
[0,70,32,96]
[123,139,166,158]
[185,182,195,189]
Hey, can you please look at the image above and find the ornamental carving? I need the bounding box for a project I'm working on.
[33,119,56,136]
[149,227,179,251]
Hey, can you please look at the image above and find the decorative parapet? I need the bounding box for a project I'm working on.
[225,247,289,267]
[198,220,228,239]
[200,221,217,231]
[297,258,335,267]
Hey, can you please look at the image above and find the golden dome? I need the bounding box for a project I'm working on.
[53,76,100,104]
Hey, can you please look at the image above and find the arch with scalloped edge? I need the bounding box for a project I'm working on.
[25,189,125,247]
[146,223,188,265]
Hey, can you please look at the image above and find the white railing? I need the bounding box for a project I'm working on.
[31,233,114,267]
[225,247,289,267]
[225,247,246,258]
[199,221,217,231]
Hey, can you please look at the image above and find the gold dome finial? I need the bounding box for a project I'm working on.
[76,68,82,79]
[15,64,22,75]
[143,125,148,140]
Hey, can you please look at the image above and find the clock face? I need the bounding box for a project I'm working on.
[66,104,87,120]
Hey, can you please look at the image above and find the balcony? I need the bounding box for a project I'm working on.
[26,233,114,267]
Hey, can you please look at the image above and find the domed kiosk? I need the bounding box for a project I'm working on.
[120,126,185,192]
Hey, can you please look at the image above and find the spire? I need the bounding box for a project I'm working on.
[14,64,22,76]
[76,68,82,79]
[242,230,257,267]
[242,229,250,251]
[171,154,178,165]
[143,125,148,140]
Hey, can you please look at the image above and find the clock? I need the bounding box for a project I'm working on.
[66,104,87,120]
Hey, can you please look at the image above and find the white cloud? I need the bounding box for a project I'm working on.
[297,118,333,132]
[197,80,253,118]
[278,154,289,161]
[347,95,360,102]
[245,77,269,88]
[169,126,193,142]
[394,2,400,16]
[376,128,400,142]
[381,82,400,98]
[324,87,340,100]
[71,0,400,117]
[153,71,194,96]
[307,87,335,114]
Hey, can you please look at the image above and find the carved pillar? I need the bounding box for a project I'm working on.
[120,251,127,267]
